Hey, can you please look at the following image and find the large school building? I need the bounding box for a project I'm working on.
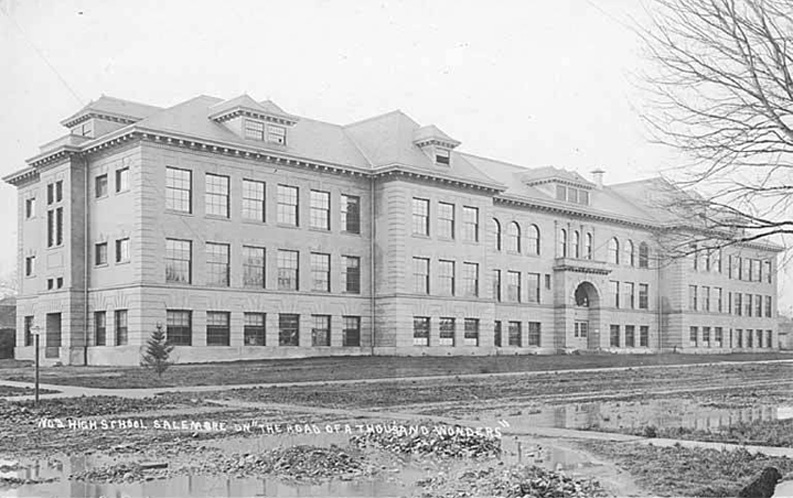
[4,94,782,365]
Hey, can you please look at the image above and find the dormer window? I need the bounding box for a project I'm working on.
[267,125,286,145]
[556,185,590,206]
[436,148,450,166]
[244,119,265,140]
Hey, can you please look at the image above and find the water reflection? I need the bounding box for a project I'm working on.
[518,400,791,432]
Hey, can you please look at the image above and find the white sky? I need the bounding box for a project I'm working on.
[1,0,791,312]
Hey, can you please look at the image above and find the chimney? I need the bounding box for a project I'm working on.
[591,169,605,189]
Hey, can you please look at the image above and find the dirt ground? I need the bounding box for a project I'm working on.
[1,358,792,497]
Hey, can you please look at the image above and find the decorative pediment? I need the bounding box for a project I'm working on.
[208,94,299,126]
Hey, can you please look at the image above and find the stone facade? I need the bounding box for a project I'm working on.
[4,95,782,365]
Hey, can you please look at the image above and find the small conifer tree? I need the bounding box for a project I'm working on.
[140,324,174,378]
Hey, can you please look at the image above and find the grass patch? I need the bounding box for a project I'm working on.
[0,352,789,389]
[627,419,793,448]
[583,440,793,497]
[0,385,58,397]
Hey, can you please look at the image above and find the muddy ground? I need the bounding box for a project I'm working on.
[1,360,792,497]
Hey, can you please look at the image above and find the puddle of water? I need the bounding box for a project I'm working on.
[504,400,792,432]
[773,480,793,498]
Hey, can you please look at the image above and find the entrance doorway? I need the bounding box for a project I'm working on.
[573,282,600,349]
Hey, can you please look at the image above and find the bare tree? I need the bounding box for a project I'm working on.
[638,0,793,258]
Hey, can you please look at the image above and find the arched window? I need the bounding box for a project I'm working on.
[559,229,568,258]
[492,219,502,252]
[609,237,620,265]
[508,222,521,253]
[529,224,541,256]
[624,240,635,267]
[639,242,649,268]
[573,230,580,259]
[586,233,593,260]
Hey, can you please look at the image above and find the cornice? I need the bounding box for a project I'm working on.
[495,194,656,230]
[210,108,298,127]
[61,111,139,129]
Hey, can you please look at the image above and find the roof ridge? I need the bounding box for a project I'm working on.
[458,151,533,171]
[344,109,410,128]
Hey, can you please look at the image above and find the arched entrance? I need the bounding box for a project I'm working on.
[572,282,600,349]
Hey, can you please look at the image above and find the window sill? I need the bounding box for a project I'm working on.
[96,194,109,200]
[341,230,362,237]
[242,218,267,225]
[205,214,231,222]
[309,227,332,233]
[165,209,193,217]
[276,223,300,229]
[95,263,109,269]
[411,233,431,239]
[116,260,131,266]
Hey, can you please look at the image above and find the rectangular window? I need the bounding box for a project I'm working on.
[311,315,331,347]
[277,185,299,226]
[612,281,620,308]
[413,316,430,346]
[47,210,54,247]
[757,329,763,348]
[412,198,430,236]
[439,317,455,346]
[689,326,698,346]
[342,255,361,294]
[55,207,63,246]
[115,168,129,192]
[765,296,772,318]
[462,262,479,297]
[528,322,541,346]
[508,321,522,347]
[624,282,635,309]
[765,261,772,283]
[343,316,361,347]
[494,321,502,347]
[341,194,360,234]
[735,293,743,316]
[610,325,620,347]
[438,202,455,239]
[47,183,54,205]
[206,243,230,287]
[309,190,330,230]
[462,206,479,242]
[24,316,34,347]
[702,326,711,346]
[716,287,723,313]
[640,325,649,347]
[25,256,35,277]
[745,293,752,317]
[267,124,286,145]
[56,277,63,288]
[55,180,63,201]
[25,197,35,219]
[527,272,540,303]
[507,271,521,302]
[755,295,762,317]
[242,179,266,222]
[278,250,300,291]
[95,242,108,266]
[114,309,128,346]
[115,238,130,263]
[95,174,108,198]
[715,327,723,347]
[736,329,743,348]
[205,311,230,346]
[625,325,635,347]
[493,269,501,302]
[279,314,299,346]
[311,252,331,292]
[166,310,192,346]
[747,329,753,348]
[243,246,266,288]
[244,312,266,346]
[205,174,230,217]
[575,321,588,338]
[95,311,106,346]
[703,286,710,312]
[165,167,192,213]
[165,239,192,284]
[439,260,455,296]
[244,119,265,140]
[767,330,773,349]
[464,318,479,346]
[436,148,450,165]
[414,257,430,294]
[638,283,649,310]
[689,285,697,311]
